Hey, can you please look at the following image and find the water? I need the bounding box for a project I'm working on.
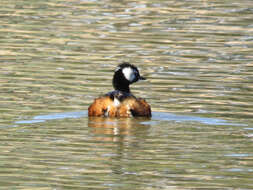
[1,0,253,189]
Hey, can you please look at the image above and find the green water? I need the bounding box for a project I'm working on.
[1,0,253,189]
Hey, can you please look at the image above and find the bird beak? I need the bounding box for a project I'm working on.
[139,76,146,80]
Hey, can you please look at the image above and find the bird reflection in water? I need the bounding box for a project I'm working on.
[88,117,151,142]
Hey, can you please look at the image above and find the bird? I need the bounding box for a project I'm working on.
[88,62,151,117]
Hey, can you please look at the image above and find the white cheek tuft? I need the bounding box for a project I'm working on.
[122,67,135,82]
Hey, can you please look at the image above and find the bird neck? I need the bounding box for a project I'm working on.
[114,83,130,93]
[113,73,131,93]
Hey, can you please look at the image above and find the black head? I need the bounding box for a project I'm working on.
[112,62,146,93]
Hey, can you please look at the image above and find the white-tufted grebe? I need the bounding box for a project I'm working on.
[88,62,151,117]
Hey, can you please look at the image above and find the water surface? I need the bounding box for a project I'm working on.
[1,0,253,189]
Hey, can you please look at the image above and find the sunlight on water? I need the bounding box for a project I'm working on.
[14,111,246,127]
